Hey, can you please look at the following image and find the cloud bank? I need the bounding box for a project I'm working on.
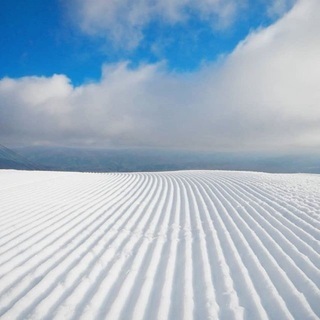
[1,0,319,152]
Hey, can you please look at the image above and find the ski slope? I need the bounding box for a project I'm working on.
[0,169,319,320]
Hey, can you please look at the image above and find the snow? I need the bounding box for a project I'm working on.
[0,169,319,320]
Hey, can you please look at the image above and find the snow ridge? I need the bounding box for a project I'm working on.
[0,170,319,320]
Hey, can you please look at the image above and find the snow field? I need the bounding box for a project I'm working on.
[0,170,319,319]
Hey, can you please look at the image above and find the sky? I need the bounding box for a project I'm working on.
[0,0,319,153]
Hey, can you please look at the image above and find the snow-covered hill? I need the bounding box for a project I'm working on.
[0,170,319,320]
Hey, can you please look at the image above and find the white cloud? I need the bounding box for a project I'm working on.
[70,0,241,48]
[69,0,298,49]
[267,0,296,18]
[1,0,319,152]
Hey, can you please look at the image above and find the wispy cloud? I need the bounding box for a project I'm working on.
[267,0,296,18]
[69,0,242,48]
[68,0,298,50]
[1,0,319,152]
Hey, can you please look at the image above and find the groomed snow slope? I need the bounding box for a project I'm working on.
[0,170,320,320]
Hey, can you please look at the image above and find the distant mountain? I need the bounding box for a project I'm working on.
[0,144,42,170]
[12,145,320,173]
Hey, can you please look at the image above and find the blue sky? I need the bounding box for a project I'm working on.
[1,0,282,85]
[1,0,103,84]
[1,0,319,152]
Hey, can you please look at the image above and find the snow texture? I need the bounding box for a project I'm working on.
[0,170,319,319]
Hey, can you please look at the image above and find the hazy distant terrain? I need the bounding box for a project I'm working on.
[0,169,319,319]
[10,146,320,173]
